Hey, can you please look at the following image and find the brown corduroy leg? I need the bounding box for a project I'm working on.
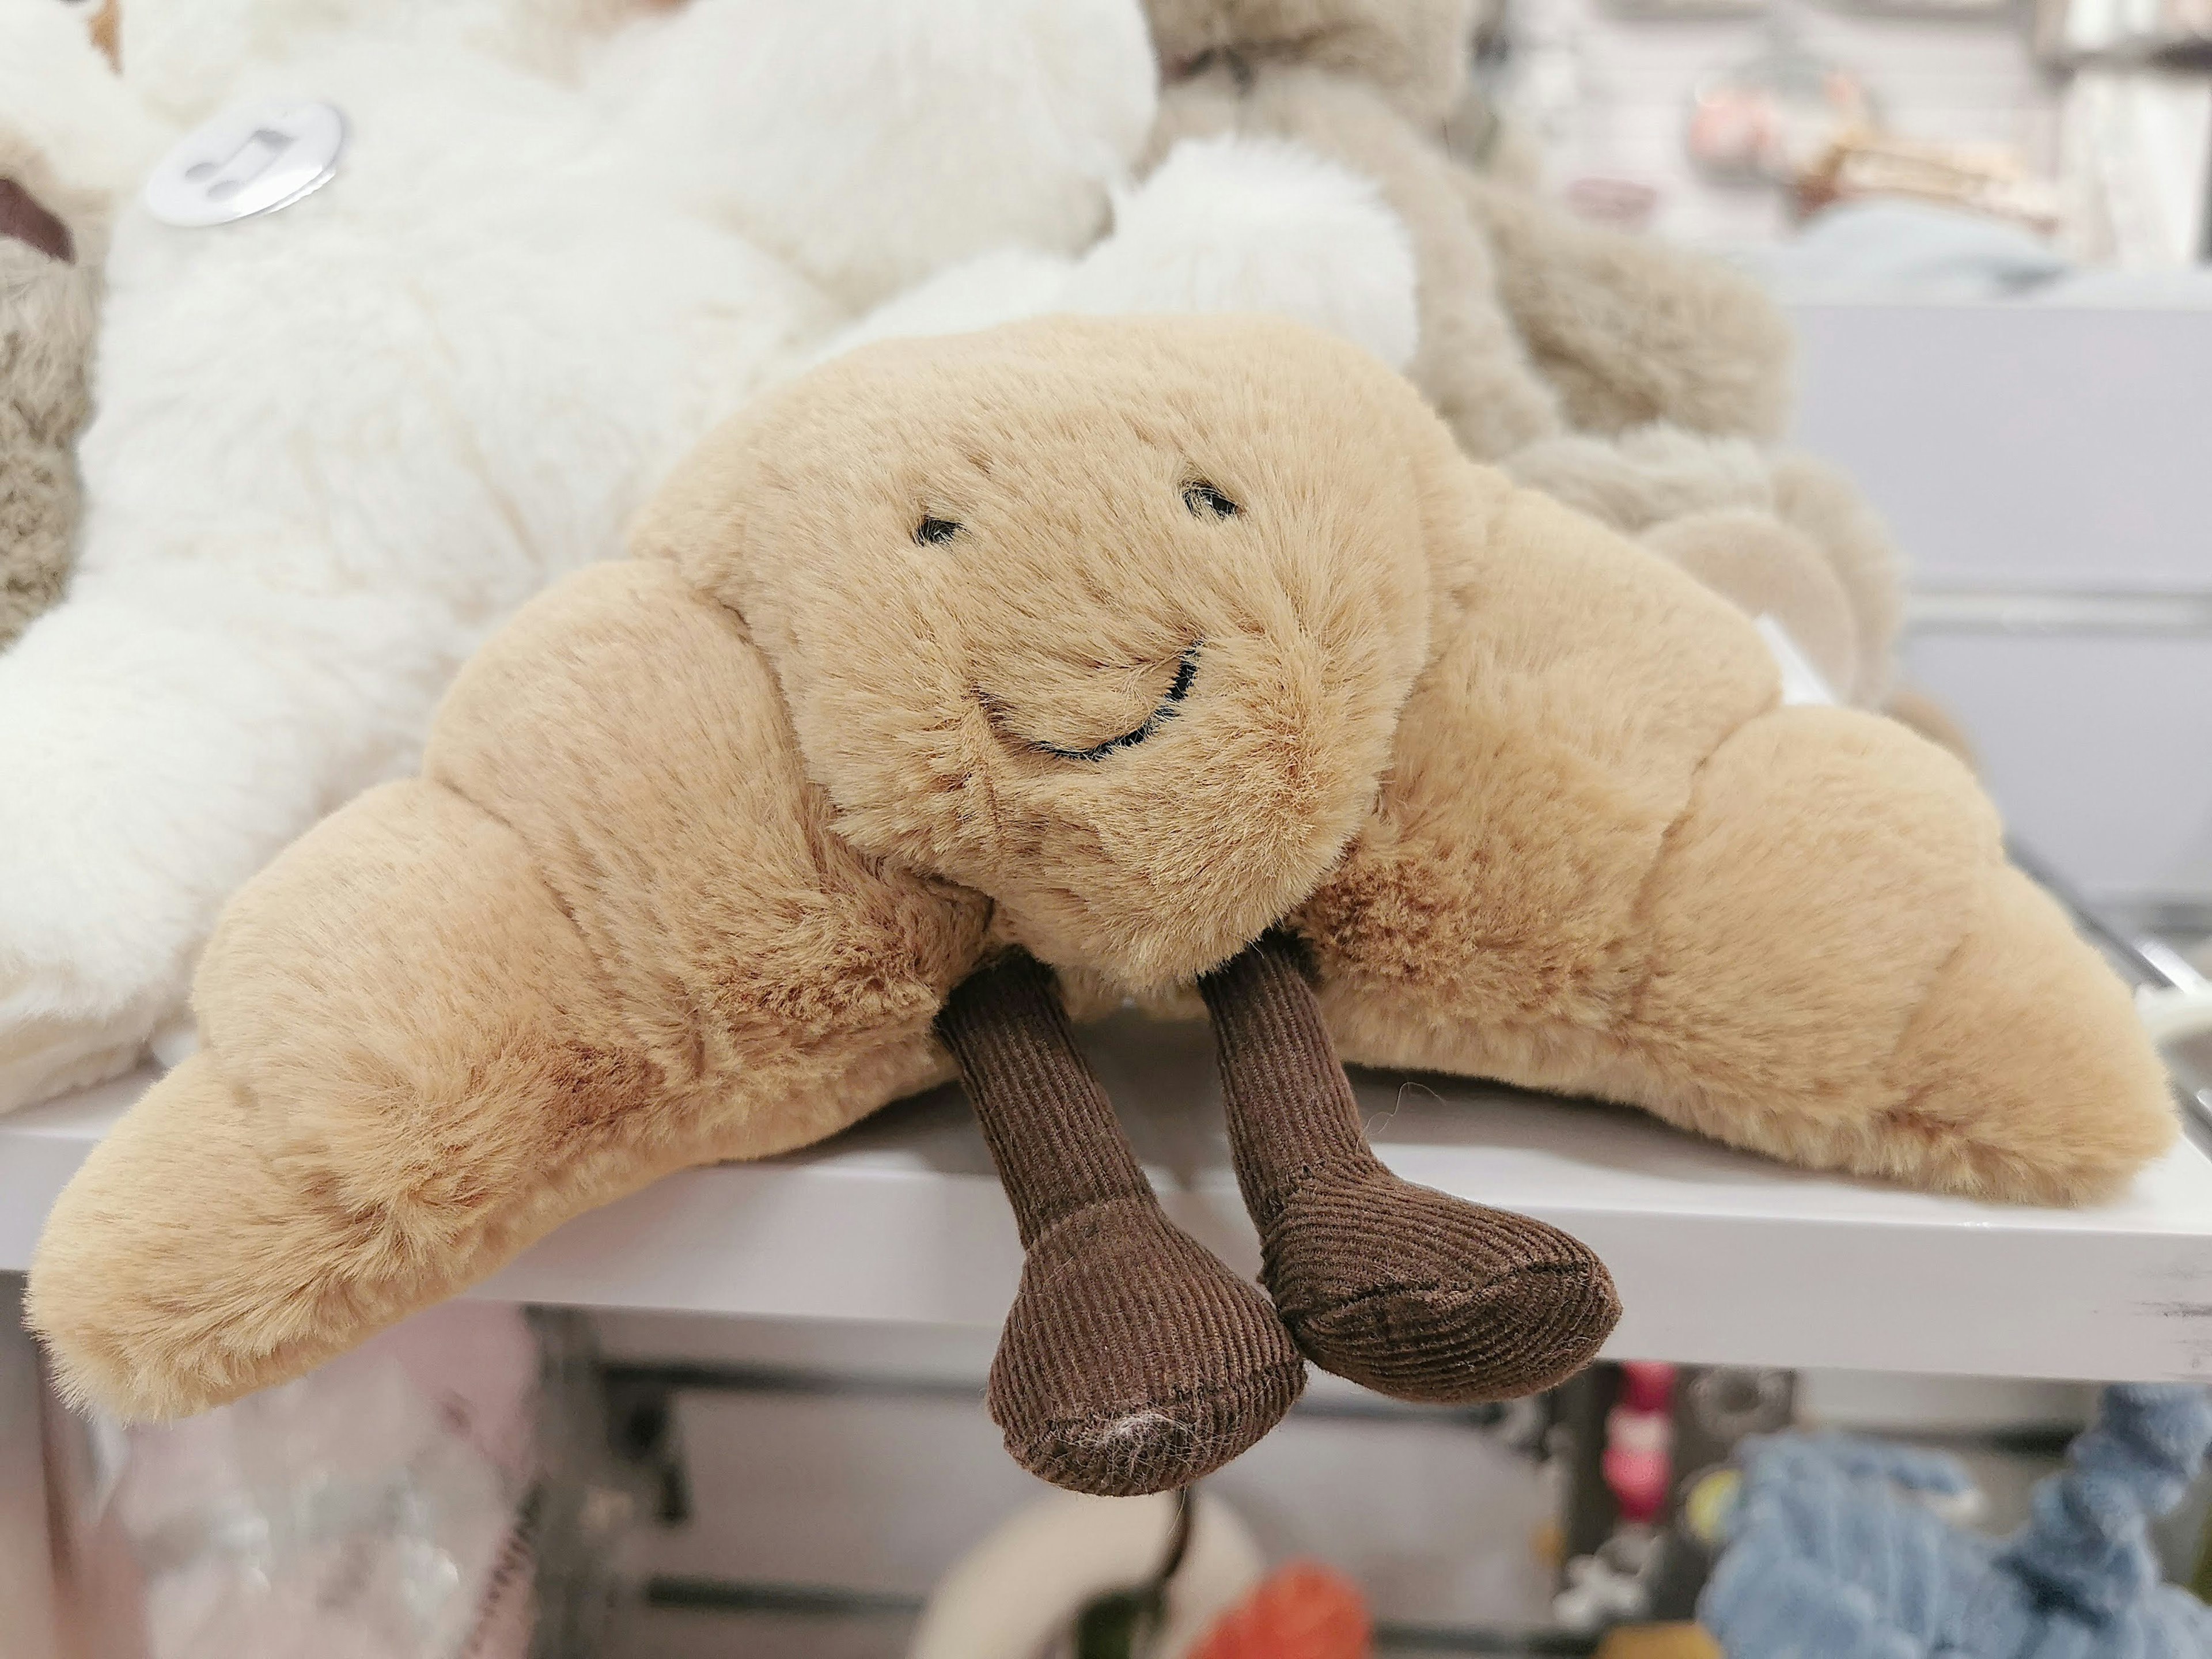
[1198,932,1622,1403]
[936,949,1306,1497]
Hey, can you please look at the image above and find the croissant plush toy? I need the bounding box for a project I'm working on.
[30,317,2172,1497]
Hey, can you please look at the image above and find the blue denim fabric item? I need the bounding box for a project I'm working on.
[1699,1386,2212,1658]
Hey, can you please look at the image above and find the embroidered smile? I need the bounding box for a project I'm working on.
[994,642,1202,762]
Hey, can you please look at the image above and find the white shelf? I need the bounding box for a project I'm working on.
[5,1010,2210,1385]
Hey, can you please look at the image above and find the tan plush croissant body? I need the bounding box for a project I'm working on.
[32,318,2171,1466]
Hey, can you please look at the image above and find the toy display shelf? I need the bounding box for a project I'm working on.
[5,1007,2211,1386]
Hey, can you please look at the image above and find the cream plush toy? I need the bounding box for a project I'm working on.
[1139,0,1909,709]
[31,319,2168,1493]
[0,0,1418,1109]
[821,132,1416,374]
[0,0,154,649]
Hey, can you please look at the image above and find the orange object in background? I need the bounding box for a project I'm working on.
[1594,1625,1722,1659]
[1189,1562,1371,1659]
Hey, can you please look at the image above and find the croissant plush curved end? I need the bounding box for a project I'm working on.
[30,315,2174,1431]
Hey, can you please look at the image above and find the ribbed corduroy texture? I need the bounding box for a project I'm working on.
[937,950,1306,1497]
[1199,932,1621,1403]
[936,948,1153,1249]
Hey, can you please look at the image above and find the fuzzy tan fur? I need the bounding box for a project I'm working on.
[1137,0,1908,706]
[30,317,2172,1421]
[0,2,138,649]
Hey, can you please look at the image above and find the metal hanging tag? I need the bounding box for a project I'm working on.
[144,100,347,229]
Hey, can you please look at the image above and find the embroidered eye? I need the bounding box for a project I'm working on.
[914,515,961,547]
[1183,481,1239,520]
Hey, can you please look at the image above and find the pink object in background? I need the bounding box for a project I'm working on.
[1604,1364,1679,1526]
[1562,176,1660,232]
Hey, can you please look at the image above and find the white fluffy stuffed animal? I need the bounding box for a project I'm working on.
[0,0,1418,1109]
[824,132,1416,369]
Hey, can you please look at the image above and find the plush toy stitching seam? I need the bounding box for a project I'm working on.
[433,779,669,1085]
[1613,702,1770,1031]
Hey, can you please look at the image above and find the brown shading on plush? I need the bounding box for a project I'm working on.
[34,560,991,1416]
[90,0,121,68]
[937,949,1304,1496]
[31,317,2173,1442]
[1200,933,1619,1400]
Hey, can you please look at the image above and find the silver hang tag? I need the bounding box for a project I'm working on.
[144,100,347,229]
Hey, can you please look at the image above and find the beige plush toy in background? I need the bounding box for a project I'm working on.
[1138,0,1909,708]
[1141,0,1797,452]
[32,319,2170,1454]
[1505,427,1904,706]
[1142,0,1565,457]
[0,0,144,649]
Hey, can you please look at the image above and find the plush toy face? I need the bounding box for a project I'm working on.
[642,320,1437,990]
[1144,0,1479,123]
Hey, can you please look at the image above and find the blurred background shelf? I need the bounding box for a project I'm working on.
[7,1006,2210,1386]
[1789,301,2212,926]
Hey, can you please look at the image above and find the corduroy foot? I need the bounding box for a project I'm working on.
[1259,1165,1620,1403]
[988,1196,1306,1497]
[1199,931,1622,1406]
